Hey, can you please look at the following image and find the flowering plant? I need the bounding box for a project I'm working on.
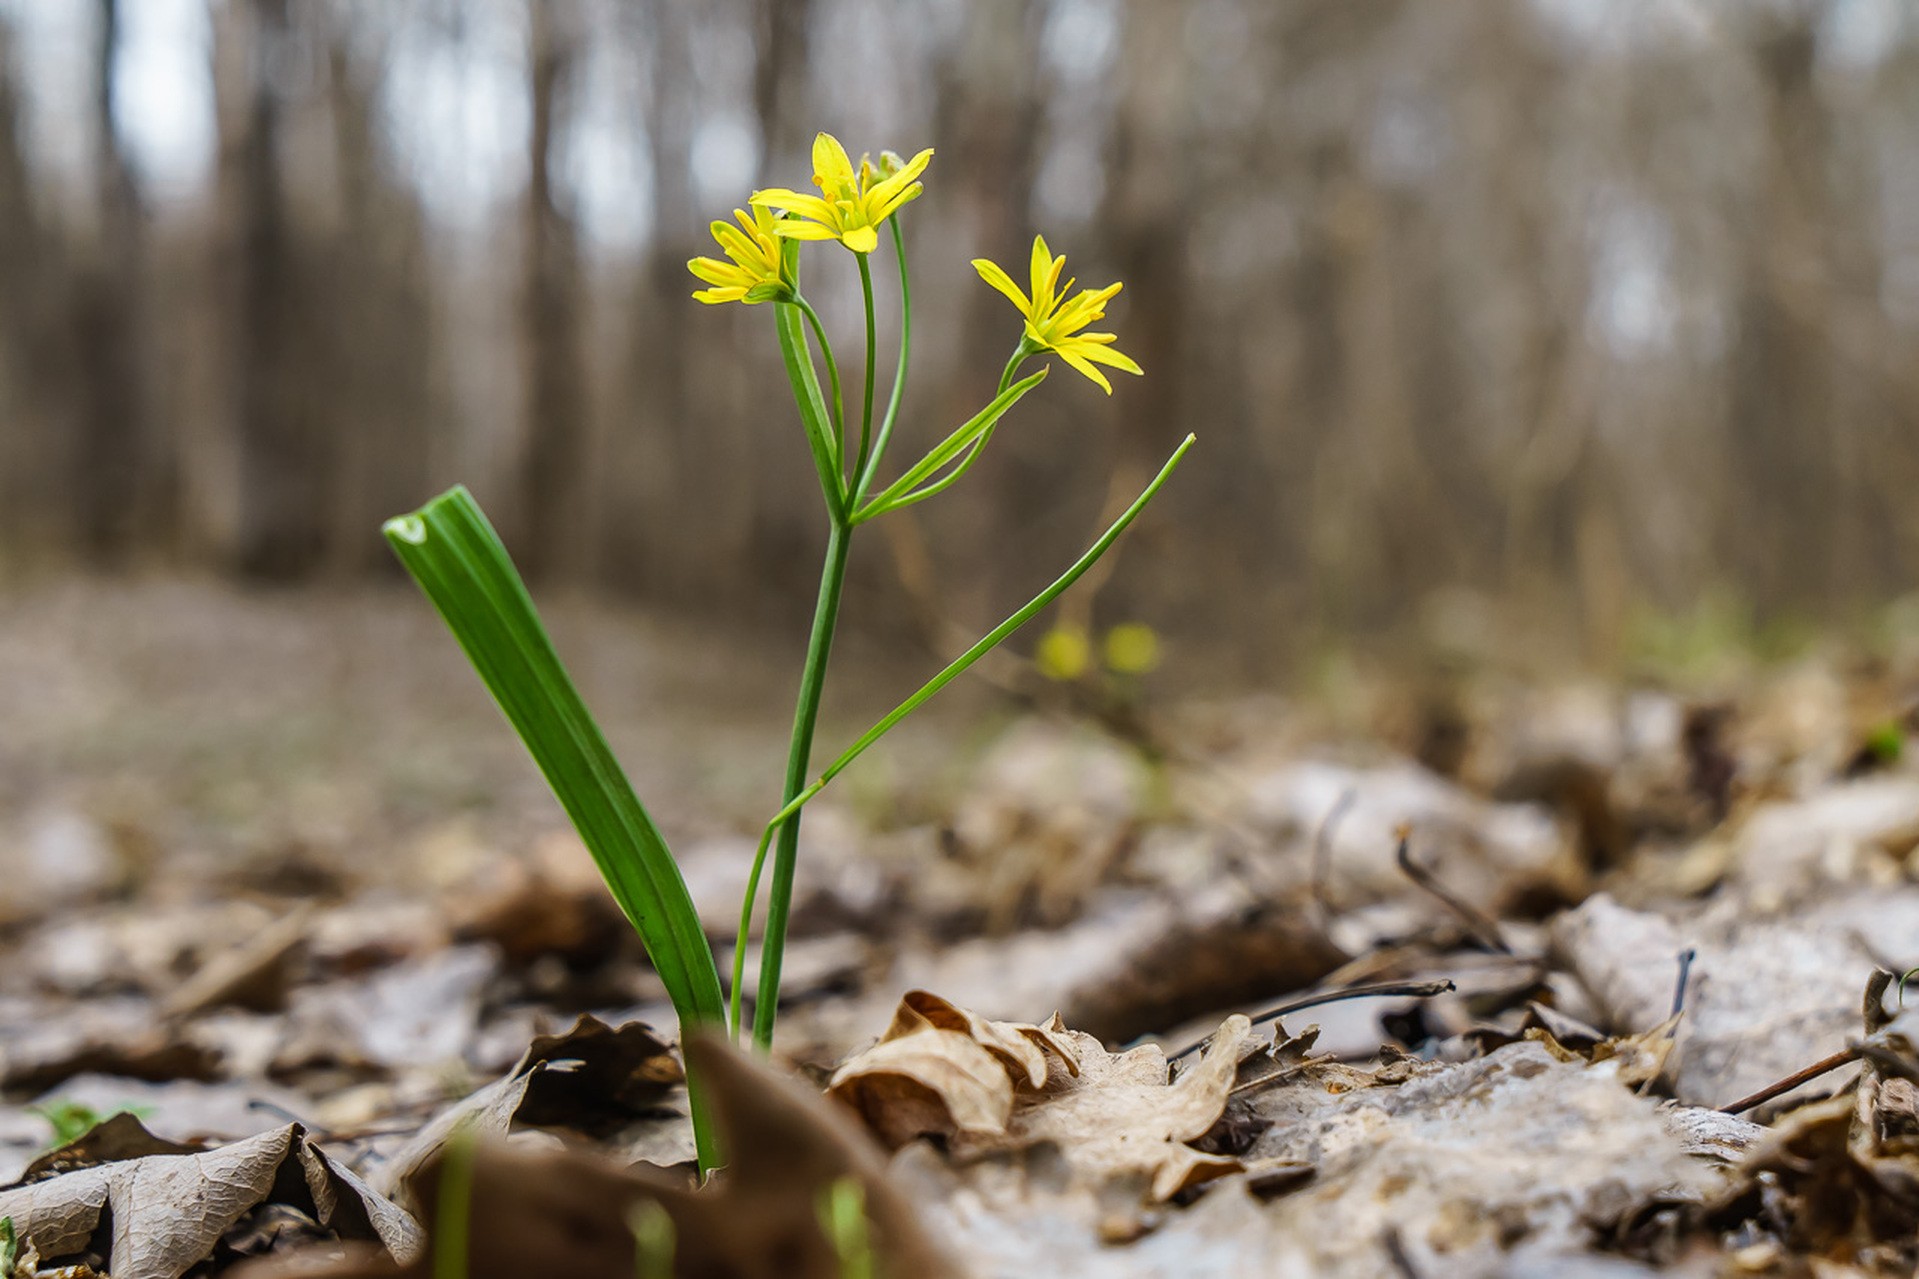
[383,131,1190,1173]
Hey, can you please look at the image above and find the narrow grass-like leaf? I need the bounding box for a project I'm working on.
[383,488,726,1168]
[852,370,1048,523]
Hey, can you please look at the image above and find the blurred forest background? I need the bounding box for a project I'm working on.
[2,0,1918,678]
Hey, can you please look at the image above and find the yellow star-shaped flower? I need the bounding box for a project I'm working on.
[751,133,933,255]
[687,205,793,305]
[972,236,1142,394]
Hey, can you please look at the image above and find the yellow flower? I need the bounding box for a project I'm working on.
[972,236,1143,394]
[752,132,933,254]
[687,205,792,305]
[1103,623,1161,676]
[1035,624,1092,681]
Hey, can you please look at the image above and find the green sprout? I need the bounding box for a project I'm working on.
[32,1100,148,1150]
[630,1200,675,1279]
[385,129,1190,1174]
[818,1177,875,1279]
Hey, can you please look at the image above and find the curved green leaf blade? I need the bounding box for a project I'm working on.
[383,488,725,1166]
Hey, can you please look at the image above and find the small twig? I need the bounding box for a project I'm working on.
[1718,1045,1863,1115]
[1382,1227,1423,1278]
[1168,979,1457,1064]
[1308,787,1358,925]
[1864,967,1895,1033]
[1668,947,1697,1037]
[1394,824,1511,955]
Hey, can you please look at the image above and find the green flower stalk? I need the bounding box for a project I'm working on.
[385,126,1191,1170]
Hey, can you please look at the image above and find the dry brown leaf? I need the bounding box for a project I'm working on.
[896,990,1080,1088]
[372,1014,689,1211]
[0,1121,418,1279]
[829,1004,1014,1147]
[966,1013,1252,1201]
[827,991,1089,1147]
[832,996,1248,1202]
[238,1033,962,1279]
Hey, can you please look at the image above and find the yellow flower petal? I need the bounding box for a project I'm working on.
[1029,236,1055,313]
[972,258,1030,312]
[812,132,857,190]
[752,189,836,222]
[841,225,880,253]
[870,181,924,224]
[1055,347,1114,394]
[864,148,933,211]
[1063,339,1142,374]
[688,256,745,287]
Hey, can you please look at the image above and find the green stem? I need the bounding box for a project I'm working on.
[748,517,852,1050]
[775,297,846,518]
[999,338,1037,396]
[851,254,880,489]
[855,220,911,505]
[793,294,846,461]
[733,435,1196,976]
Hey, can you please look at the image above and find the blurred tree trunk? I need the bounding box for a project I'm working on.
[323,29,434,574]
[1729,17,1838,613]
[72,0,149,560]
[517,0,588,582]
[0,22,53,550]
[752,0,813,171]
[223,0,326,576]
[609,0,700,602]
[930,3,1046,608]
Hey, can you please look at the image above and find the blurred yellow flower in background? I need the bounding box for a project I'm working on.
[752,133,933,254]
[973,236,1143,394]
[688,205,792,305]
[1103,622,1161,675]
[1035,624,1092,681]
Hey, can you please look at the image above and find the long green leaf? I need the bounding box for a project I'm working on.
[853,370,1047,523]
[383,488,726,1168]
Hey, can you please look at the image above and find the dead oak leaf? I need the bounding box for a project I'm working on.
[372,1014,688,1213]
[897,990,1081,1089]
[233,1033,961,1279]
[0,1122,418,1279]
[964,1013,1252,1202]
[832,994,1250,1203]
[828,991,1081,1147]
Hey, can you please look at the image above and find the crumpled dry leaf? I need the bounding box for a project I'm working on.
[833,993,1249,1204]
[1626,1094,1919,1271]
[237,1033,962,1279]
[372,1014,690,1211]
[0,1120,419,1279]
[960,1013,1251,1202]
[828,992,1077,1148]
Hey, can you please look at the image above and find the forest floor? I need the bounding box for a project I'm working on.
[2,576,1919,1277]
